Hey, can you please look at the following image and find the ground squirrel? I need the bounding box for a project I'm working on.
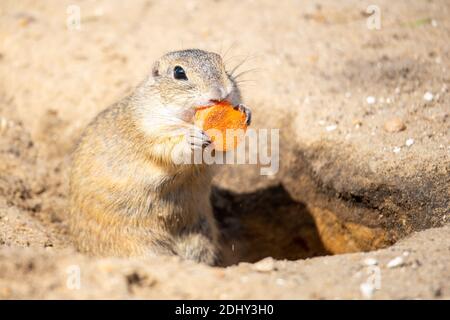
[69,49,251,265]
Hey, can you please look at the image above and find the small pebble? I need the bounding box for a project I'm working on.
[363,258,378,266]
[423,92,434,102]
[325,124,337,132]
[252,257,276,272]
[360,282,375,299]
[384,118,406,133]
[366,96,376,105]
[405,138,414,147]
[387,256,405,268]
[393,147,401,153]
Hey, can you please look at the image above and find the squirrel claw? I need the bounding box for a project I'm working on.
[187,128,212,150]
[234,104,252,126]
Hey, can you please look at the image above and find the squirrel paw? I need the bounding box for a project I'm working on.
[234,104,252,126]
[170,127,211,165]
[186,127,211,150]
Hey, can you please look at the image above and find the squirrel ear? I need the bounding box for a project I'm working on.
[151,61,160,77]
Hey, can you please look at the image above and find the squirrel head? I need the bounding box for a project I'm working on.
[135,49,241,124]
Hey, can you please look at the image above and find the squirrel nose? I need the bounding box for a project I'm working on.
[208,86,227,102]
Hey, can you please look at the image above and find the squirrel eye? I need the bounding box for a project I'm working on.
[173,66,188,80]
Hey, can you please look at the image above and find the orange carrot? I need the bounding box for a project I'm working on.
[194,101,248,151]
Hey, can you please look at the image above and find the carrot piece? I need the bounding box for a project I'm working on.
[194,101,248,151]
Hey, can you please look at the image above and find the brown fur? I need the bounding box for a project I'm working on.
[69,49,247,265]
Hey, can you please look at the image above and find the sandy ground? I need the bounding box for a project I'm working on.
[0,0,449,299]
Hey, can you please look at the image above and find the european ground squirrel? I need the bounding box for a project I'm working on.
[69,49,251,265]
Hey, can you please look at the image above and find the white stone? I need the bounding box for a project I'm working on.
[360,282,375,299]
[363,258,378,266]
[405,138,414,147]
[387,256,405,268]
[366,96,376,104]
[423,92,434,102]
[252,257,275,272]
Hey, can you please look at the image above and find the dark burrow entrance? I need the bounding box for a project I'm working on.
[212,184,329,266]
